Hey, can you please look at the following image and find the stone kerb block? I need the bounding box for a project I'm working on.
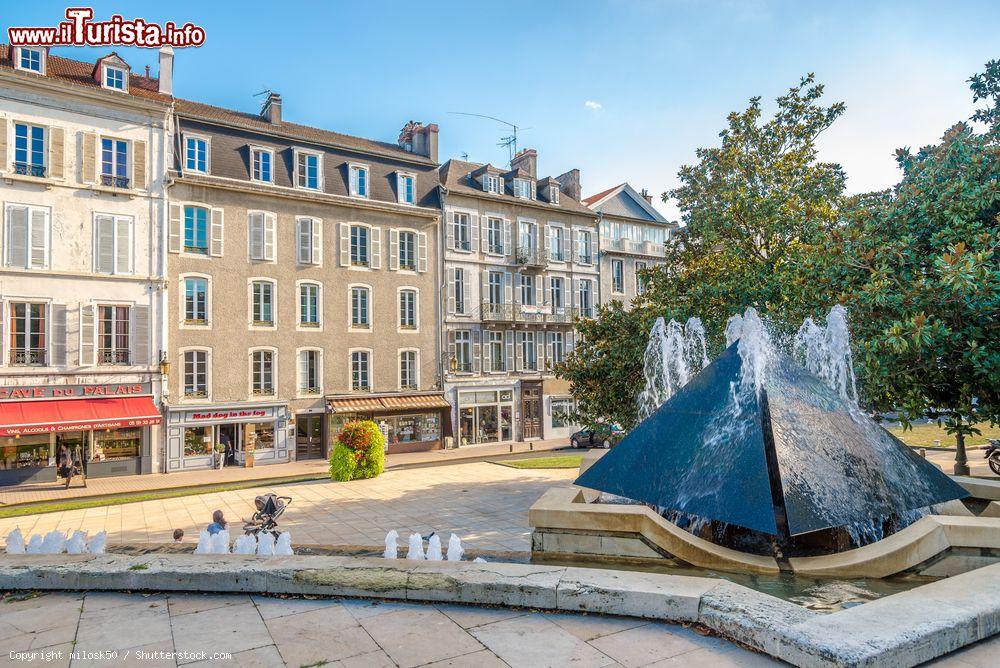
[556,566,717,621]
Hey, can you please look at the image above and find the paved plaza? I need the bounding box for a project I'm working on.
[0,463,576,553]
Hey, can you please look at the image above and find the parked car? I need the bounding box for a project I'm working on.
[570,425,625,449]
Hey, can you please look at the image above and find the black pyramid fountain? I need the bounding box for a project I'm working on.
[575,342,969,540]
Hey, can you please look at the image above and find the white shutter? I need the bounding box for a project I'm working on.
[479,216,488,252]
[370,227,381,269]
[572,278,580,307]
[29,208,47,268]
[469,214,479,252]
[462,269,471,314]
[570,229,579,263]
[447,331,456,369]
[417,232,428,273]
[503,219,512,256]
[49,126,65,180]
[503,271,513,305]
[388,229,399,270]
[546,332,555,367]
[590,233,597,265]
[515,332,524,371]
[472,329,482,374]
[79,304,95,366]
[567,330,575,354]
[263,213,276,261]
[168,203,182,253]
[51,305,67,367]
[0,299,4,366]
[296,219,309,264]
[132,305,150,366]
[536,279,544,307]
[483,331,492,372]
[446,270,456,314]
[481,271,489,308]
[0,118,6,174]
[116,217,132,273]
[505,330,514,372]
[7,206,28,267]
[339,223,349,266]
[311,219,322,265]
[132,140,147,190]
[249,213,264,260]
[446,211,455,250]
[536,335,545,373]
[94,215,114,273]
[209,208,224,257]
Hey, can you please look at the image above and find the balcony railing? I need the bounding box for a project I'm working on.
[480,302,580,324]
[300,386,322,396]
[9,348,45,366]
[13,162,46,178]
[99,349,130,365]
[183,389,207,399]
[547,307,580,324]
[601,237,666,257]
[252,386,275,396]
[100,174,130,189]
[481,302,516,322]
[514,245,546,268]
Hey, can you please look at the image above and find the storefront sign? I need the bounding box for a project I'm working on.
[189,409,269,421]
[0,383,152,401]
[1,417,160,436]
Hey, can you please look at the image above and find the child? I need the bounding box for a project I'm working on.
[173,529,184,543]
[206,510,227,535]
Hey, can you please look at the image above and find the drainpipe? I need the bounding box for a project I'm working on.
[157,101,176,473]
[437,186,452,447]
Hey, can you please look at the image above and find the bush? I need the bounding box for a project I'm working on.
[329,420,385,481]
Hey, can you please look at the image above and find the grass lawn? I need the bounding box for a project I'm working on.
[886,423,1000,448]
[494,454,584,469]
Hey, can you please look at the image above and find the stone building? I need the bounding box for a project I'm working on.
[438,149,597,445]
[584,183,676,307]
[164,92,447,471]
[0,46,171,482]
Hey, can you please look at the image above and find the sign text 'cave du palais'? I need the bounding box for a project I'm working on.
[0,383,152,401]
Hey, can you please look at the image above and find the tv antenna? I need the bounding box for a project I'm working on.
[253,88,272,98]
[448,111,530,165]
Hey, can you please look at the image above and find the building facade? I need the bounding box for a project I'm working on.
[0,46,170,482]
[584,183,676,306]
[439,150,596,445]
[163,92,447,471]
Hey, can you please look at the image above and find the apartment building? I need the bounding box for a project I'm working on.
[439,149,597,445]
[0,46,170,483]
[164,92,447,471]
[584,183,676,306]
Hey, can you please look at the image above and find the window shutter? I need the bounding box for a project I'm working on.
[472,329,482,373]
[116,218,132,273]
[29,208,47,268]
[570,229,579,263]
[0,299,4,366]
[447,330,456,368]
[571,278,579,307]
[0,118,6,173]
[249,213,264,260]
[339,223,349,266]
[515,333,524,371]
[417,232,428,273]
[503,219,512,255]
[370,227,382,269]
[567,330,575,354]
[505,330,514,372]
[479,217,489,253]
[209,208,224,257]
[132,305,150,366]
[590,234,597,265]
[49,126,65,179]
[503,271,513,305]
[536,279,544,307]
[546,332,555,367]
[536,335,545,373]
[296,219,308,264]
[483,332,492,372]
[446,272,455,314]
[446,211,455,249]
[263,213,276,261]
[469,214,479,251]
[94,215,114,273]
[168,204,182,253]
[388,229,399,271]
[132,140,147,190]
[312,219,322,265]
[462,270,471,314]
[79,304,95,366]
[51,305,67,367]
[81,132,96,183]
[7,206,28,267]
[480,271,489,308]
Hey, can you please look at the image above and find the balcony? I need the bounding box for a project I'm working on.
[13,162,46,178]
[100,174,130,189]
[480,302,581,325]
[547,307,580,324]
[9,348,46,366]
[601,237,666,257]
[99,349,131,365]
[481,302,516,322]
[514,245,546,268]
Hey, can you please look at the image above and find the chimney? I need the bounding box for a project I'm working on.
[261,92,282,125]
[157,47,173,95]
[556,168,581,201]
[640,188,653,205]
[399,121,439,163]
[510,148,537,178]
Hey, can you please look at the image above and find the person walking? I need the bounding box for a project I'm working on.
[57,442,73,489]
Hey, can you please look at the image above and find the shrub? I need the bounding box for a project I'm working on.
[328,443,357,481]
[331,420,385,481]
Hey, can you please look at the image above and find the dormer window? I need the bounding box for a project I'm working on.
[484,174,503,194]
[549,186,560,204]
[16,47,44,74]
[349,163,369,198]
[397,172,415,204]
[514,179,535,199]
[103,65,127,91]
[295,149,323,190]
[184,134,209,174]
[251,146,273,183]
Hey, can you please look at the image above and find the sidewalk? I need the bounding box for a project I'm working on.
[0,438,570,507]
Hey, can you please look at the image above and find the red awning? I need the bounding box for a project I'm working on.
[0,397,161,437]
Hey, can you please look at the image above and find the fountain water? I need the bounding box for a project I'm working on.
[256,531,275,556]
[233,534,256,555]
[426,534,443,561]
[793,304,858,403]
[274,533,293,556]
[384,530,399,559]
[406,533,425,560]
[26,534,43,554]
[447,534,464,561]
[87,531,107,554]
[5,528,25,554]
[637,317,710,421]
[41,530,66,554]
[66,530,88,554]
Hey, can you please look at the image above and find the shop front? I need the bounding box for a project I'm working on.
[456,387,516,446]
[326,392,451,455]
[543,378,580,441]
[164,403,290,471]
[0,382,161,484]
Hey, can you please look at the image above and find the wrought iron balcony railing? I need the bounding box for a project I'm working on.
[100,174,130,188]
[9,348,45,366]
[481,302,516,322]
[99,349,130,365]
[514,245,546,268]
[13,162,46,178]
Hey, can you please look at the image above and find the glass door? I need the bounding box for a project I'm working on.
[295,415,324,460]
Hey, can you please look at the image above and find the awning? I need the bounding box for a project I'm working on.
[327,393,451,414]
[0,397,162,437]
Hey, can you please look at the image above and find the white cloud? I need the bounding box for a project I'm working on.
[584,100,602,110]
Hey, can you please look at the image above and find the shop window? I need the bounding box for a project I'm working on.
[551,398,576,428]
[183,426,212,456]
[9,302,47,366]
[1,434,51,469]
[98,305,131,365]
[244,422,275,451]
[92,427,141,461]
[379,413,440,446]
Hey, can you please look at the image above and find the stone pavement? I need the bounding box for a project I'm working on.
[0,438,569,507]
[920,447,997,479]
[0,462,576,552]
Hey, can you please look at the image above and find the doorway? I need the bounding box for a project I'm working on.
[521,384,542,439]
[218,424,239,466]
[296,415,325,460]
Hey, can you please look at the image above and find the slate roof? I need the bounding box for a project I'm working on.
[439,158,594,215]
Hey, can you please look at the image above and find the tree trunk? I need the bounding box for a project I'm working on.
[953,430,970,476]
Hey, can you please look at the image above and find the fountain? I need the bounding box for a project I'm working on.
[447,534,464,562]
[384,530,399,559]
[637,317,709,421]
[406,533,425,560]
[426,534,443,561]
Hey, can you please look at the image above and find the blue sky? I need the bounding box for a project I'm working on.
[6,1,998,218]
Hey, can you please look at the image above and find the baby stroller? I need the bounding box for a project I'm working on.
[243,493,291,537]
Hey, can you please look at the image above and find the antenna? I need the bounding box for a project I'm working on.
[253,88,272,98]
[448,111,530,165]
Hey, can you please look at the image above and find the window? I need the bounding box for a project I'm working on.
[550,331,566,366]
[17,47,44,73]
[184,136,208,173]
[184,277,208,324]
[13,123,45,177]
[298,350,321,395]
[487,271,504,305]
[250,350,275,395]
[9,302,46,366]
[549,186,560,204]
[612,259,624,293]
[452,212,471,251]
[297,151,321,189]
[552,398,575,428]
[484,174,503,194]
[397,173,415,204]
[251,281,274,326]
[400,350,418,390]
[351,286,370,328]
[183,206,209,255]
[300,283,321,327]
[519,273,536,306]
[103,65,126,91]
[297,218,321,265]
[579,279,594,318]
[636,261,648,295]
[454,330,472,372]
[453,268,466,315]
[98,305,130,365]
[399,290,417,329]
[486,217,504,254]
[514,179,535,199]
[577,230,593,264]
[5,204,49,269]
[251,147,273,183]
[248,212,275,261]
[550,277,564,310]
[549,226,565,261]
[350,164,369,197]
[520,331,537,370]
[183,350,208,398]
[351,351,371,390]
[93,215,133,274]
[519,220,537,254]
[350,225,369,266]
[397,231,417,270]
[100,138,129,188]
[487,331,505,372]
